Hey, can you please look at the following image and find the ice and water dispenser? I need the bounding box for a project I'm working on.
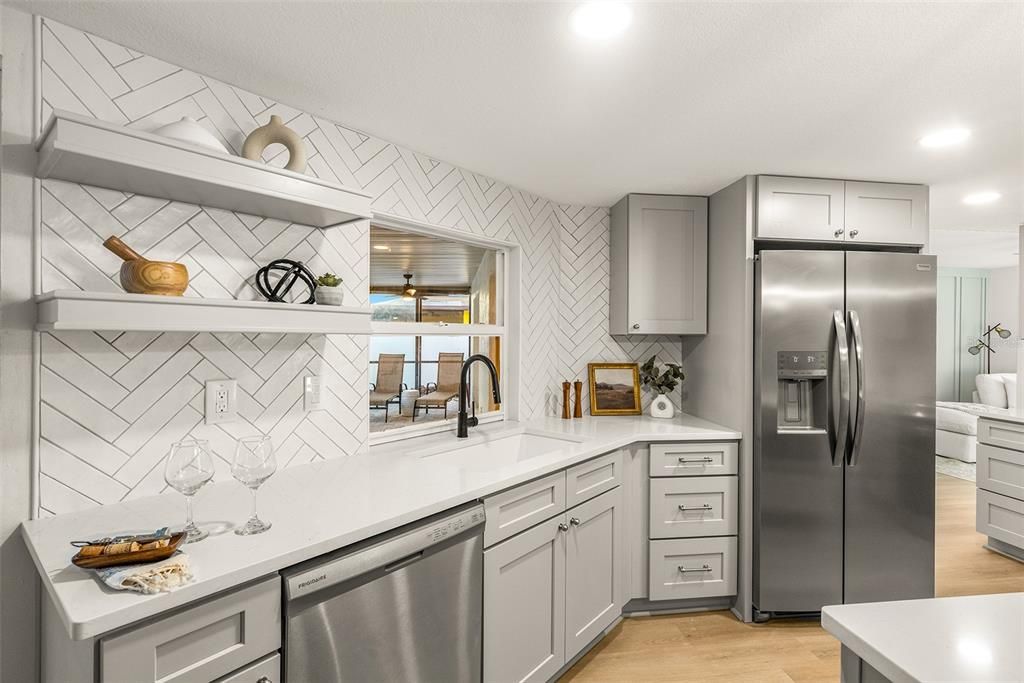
[776,351,829,431]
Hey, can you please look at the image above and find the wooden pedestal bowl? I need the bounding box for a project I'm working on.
[103,236,188,296]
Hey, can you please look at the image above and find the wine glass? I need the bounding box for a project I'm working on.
[163,438,215,543]
[232,435,277,535]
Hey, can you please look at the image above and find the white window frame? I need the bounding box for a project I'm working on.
[368,212,521,445]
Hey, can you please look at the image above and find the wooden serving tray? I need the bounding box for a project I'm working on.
[71,532,186,569]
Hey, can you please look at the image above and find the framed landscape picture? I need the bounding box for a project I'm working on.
[588,362,642,416]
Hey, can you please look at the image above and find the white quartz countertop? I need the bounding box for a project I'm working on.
[21,413,738,640]
[822,593,1024,682]
[977,410,1024,426]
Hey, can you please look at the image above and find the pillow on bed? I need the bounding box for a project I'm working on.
[1006,376,1017,409]
[976,374,1008,408]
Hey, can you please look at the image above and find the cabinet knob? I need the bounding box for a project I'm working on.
[569,517,581,526]
[558,522,569,532]
[833,229,845,238]
[632,323,640,330]
[848,229,859,238]
[257,678,273,683]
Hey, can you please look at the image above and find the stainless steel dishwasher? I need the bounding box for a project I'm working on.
[282,503,485,682]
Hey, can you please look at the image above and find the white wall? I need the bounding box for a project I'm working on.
[986,266,1018,373]
[1,9,43,681]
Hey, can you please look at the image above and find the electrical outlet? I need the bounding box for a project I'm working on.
[304,375,322,412]
[204,379,237,425]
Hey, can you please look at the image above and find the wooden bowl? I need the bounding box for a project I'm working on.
[118,260,188,296]
[71,532,187,569]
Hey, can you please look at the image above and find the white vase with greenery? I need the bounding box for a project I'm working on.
[639,355,684,419]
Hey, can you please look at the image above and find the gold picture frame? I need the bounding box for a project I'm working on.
[588,362,642,416]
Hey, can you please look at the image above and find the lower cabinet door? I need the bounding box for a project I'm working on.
[484,515,566,683]
[565,487,624,658]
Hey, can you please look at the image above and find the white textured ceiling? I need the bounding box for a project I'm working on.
[11,1,1024,236]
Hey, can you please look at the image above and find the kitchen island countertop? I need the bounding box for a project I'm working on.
[822,593,1024,683]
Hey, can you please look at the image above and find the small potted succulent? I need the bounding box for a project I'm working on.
[639,355,684,419]
[314,273,345,306]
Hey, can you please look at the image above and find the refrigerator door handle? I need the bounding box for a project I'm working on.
[832,310,851,467]
[848,310,867,467]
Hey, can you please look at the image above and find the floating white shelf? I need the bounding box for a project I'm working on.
[36,111,373,228]
[36,290,371,335]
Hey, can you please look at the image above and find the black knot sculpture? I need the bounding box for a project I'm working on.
[255,259,317,304]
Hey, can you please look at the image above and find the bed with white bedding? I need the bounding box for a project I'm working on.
[936,373,1016,463]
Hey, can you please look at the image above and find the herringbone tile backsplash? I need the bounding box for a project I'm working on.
[36,18,681,516]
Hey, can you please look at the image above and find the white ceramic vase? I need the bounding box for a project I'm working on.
[152,117,229,153]
[649,393,675,419]
[314,287,345,306]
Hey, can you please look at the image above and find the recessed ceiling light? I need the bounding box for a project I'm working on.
[372,244,390,251]
[918,127,971,148]
[570,2,632,40]
[963,191,1001,205]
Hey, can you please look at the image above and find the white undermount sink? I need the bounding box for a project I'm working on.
[419,431,583,463]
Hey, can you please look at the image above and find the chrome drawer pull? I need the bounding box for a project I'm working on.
[676,456,714,465]
[678,564,712,574]
[678,504,713,512]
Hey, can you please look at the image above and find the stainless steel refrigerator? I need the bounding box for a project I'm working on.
[753,250,936,618]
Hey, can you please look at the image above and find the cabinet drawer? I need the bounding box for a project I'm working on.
[978,444,1024,500]
[566,451,622,508]
[649,442,737,477]
[484,471,566,547]
[977,489,1024,548]
[213,652,280,682]
[100,577,280,683]
[649,537,736,600]
[978,419,1024,451]
[649,476,737,539]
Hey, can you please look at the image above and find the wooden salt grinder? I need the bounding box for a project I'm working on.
[561,381,572,419]
[573,380,583,418]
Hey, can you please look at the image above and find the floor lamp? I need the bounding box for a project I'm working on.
[967,323,1013,374]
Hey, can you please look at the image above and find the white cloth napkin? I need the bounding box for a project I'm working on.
[93,553,193,594]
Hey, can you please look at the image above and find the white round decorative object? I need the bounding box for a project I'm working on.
[650,393,675,419]
[242,115,307,172]
[314,287,345,306]
[152,117,229,153]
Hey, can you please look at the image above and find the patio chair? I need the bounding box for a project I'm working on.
[414,352,464,421]
[369,353,407,422]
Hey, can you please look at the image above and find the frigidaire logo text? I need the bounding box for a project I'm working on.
[298,574,327,590]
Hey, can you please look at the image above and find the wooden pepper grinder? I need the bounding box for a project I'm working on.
[573,380,583,418]
[561,381,572,419]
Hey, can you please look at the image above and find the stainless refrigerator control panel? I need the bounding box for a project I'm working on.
[777,351,828,379]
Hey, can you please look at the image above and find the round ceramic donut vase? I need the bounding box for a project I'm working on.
[242,115,307,173]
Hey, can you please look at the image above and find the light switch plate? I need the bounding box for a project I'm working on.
[304,375,322,412]
[204,379,237,425]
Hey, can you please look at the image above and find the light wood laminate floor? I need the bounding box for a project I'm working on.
[561,474,1024,682]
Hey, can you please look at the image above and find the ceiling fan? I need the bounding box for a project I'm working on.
[401,273,417,300]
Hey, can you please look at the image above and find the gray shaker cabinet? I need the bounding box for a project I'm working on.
[755,175,928,246]
[756,176,846,242]
[610,194,708,335]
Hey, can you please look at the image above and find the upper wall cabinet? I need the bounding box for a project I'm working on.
[609,194,708,336]
[844,181,928,246]
[755,176,928,247]
[756,176,846,242]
